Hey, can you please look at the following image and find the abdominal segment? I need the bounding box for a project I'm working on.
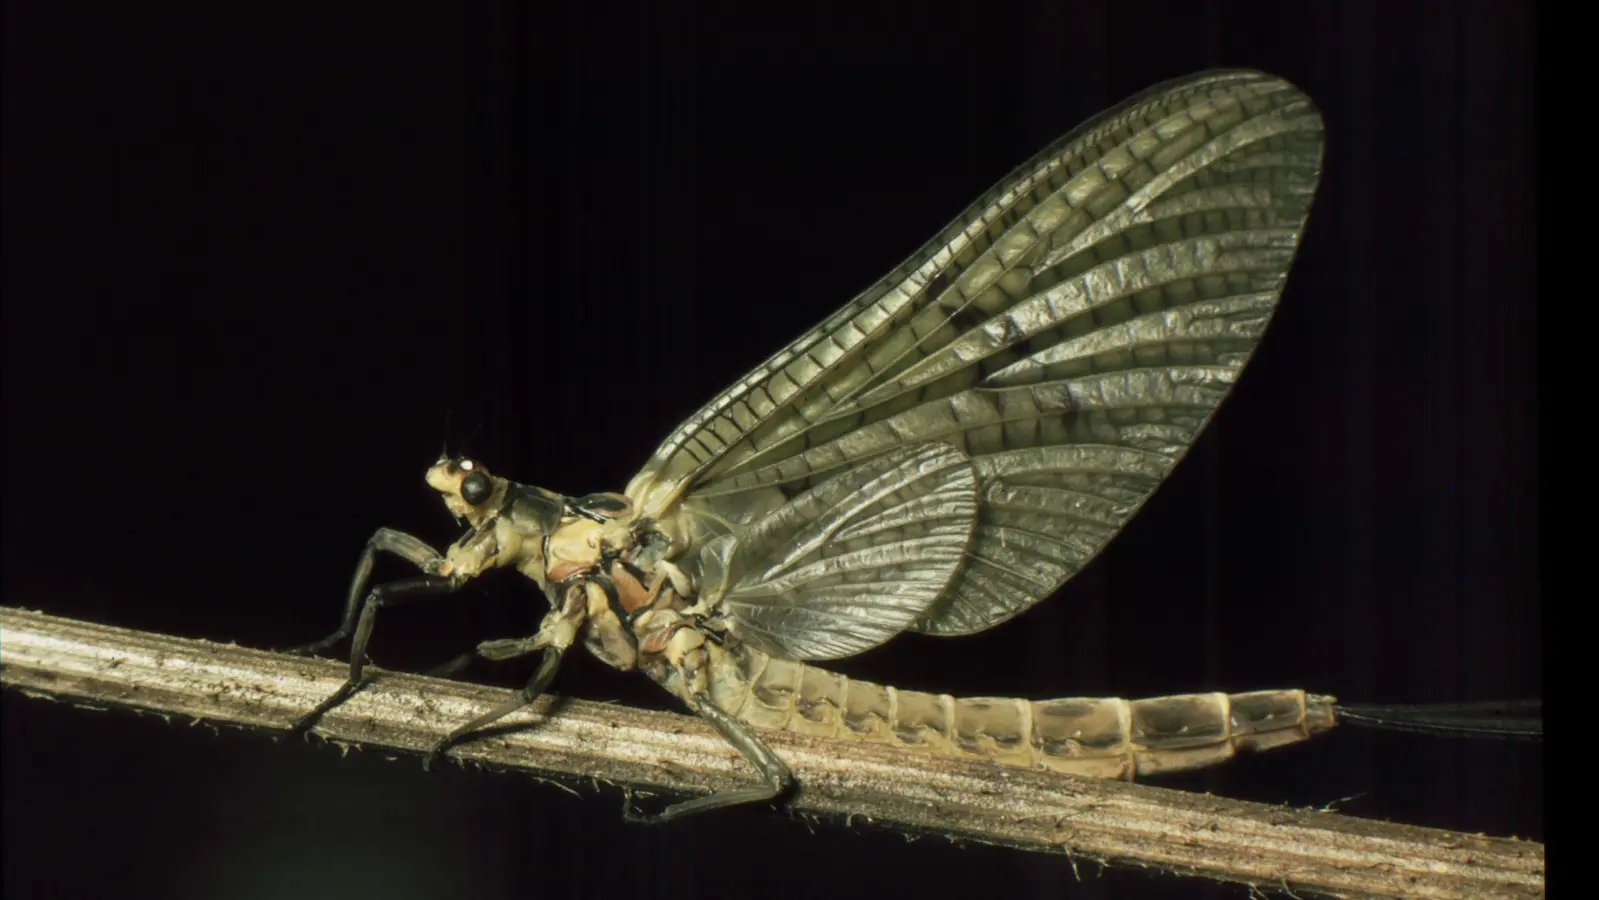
[704,642,1336,779]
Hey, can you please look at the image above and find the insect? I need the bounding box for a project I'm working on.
[284,70,1531,822]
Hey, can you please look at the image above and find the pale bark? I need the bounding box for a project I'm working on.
[1,607,1543,899]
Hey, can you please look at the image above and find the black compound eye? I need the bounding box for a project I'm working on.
[460,471,493,506]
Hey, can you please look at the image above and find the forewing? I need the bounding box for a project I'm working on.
[695,442,978,660]
[631,70,1324,639]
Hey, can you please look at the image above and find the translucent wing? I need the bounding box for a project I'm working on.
[627,70,1324,642]
[694,441,978,660]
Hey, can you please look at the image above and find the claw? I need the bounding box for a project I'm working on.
[280,636,345,658]
[423,728,468,771]
[285,678,366,739]
[477,637,539,661]
[620,787,664,825]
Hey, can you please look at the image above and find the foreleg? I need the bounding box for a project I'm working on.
[287,572,463,735]
[285,528,443,657]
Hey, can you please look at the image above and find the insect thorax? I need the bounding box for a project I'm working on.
[522,491,709,688]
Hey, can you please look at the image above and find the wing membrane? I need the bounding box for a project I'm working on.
[694,441,978,660]
[630,70,1324,642]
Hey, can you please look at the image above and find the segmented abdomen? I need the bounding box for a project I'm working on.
[705,642,1335,778]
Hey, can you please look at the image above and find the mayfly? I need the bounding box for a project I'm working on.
[285,70,1536,821]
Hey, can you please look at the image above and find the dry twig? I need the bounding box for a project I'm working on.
[1,607,1543,898]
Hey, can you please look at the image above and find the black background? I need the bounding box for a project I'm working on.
[3,2,1539,898]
